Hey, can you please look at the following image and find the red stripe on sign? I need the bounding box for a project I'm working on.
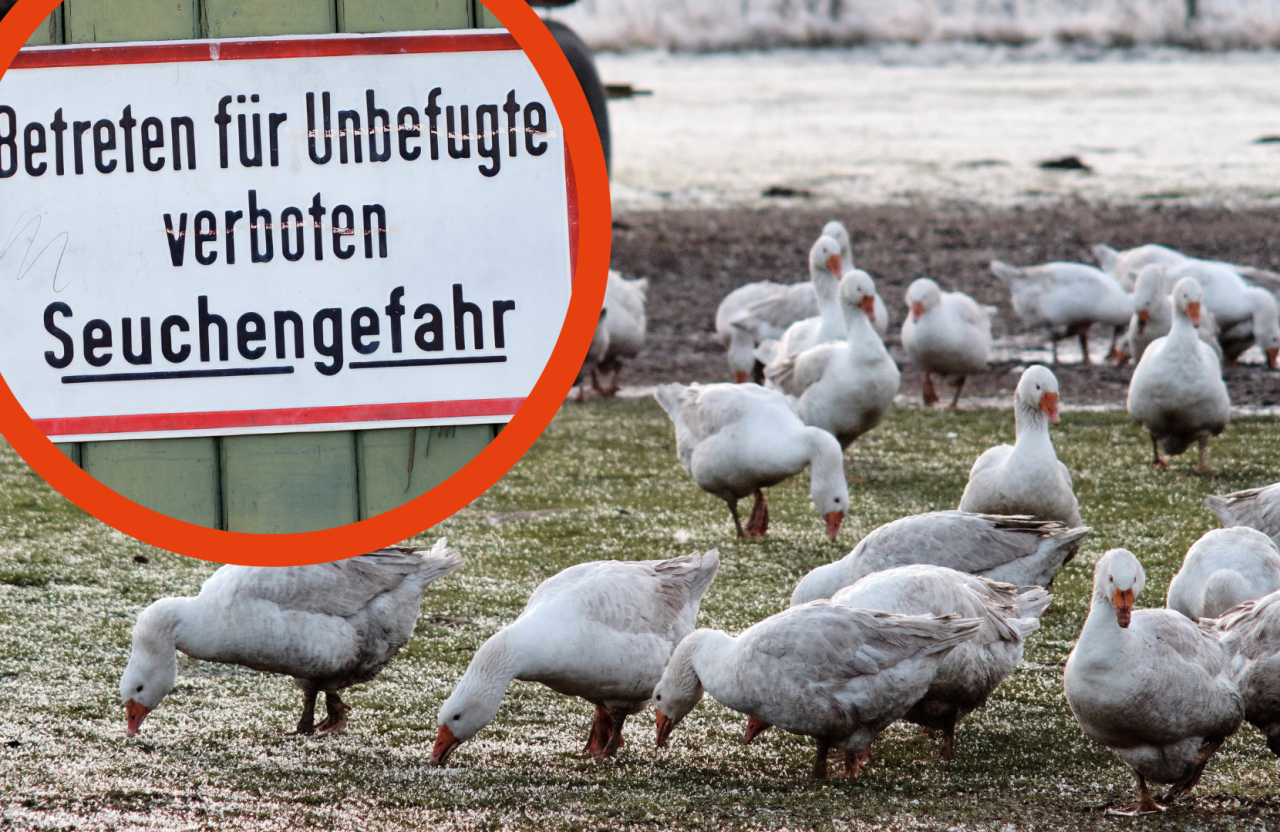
[34,397,526,438]
[566,145,579,281]
[11,31,520,69]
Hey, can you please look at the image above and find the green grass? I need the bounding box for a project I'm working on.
[2,400,1279,830]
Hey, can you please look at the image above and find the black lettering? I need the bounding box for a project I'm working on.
[198,295,228,362]
[366,89,390,162]
[524,102,548,156]
[274,310,304,358]
[280,206,304,262]
[312,308,343,375]
[23,122,46,177]
[122,317,152,365]
[215,95,233,169]
[43,302,74,368]
[118,105,137,173]
[163,213,188,267]
[248,190,273,263]
[446,105,470,159]
[225,210,243,265]
[397,106,420,161]
[194,210,217,265]
[306,92,332,165]
[350,306,379,354]
[332,204,354,259]
[141,117,165,171]
[308,193,326,261]
[50,108,66,176]
[424,87,442,161]
[362,204,387,259]
[92,119,117,174]
[413,303,443,352]
[503,90,520,157]
[160,315,190,363]
[385,286,405,352]
[452,283,483,350]
[237,312,266,359]
[493,299,515,348]
[0,106,14,178]
[83,319,112,367]
[269,112,287,167]
[476,104,500,177]
[171,116,196,171]
[238,111,263,167]
[337,109,362,164]
[72,120,90,175]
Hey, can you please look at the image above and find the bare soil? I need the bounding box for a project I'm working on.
[608,202,1280,407]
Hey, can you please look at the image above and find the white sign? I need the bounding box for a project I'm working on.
[0,32,574,442]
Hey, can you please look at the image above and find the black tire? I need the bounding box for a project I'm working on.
[542,19,611,175]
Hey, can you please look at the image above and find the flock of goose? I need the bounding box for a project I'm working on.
[116,222,1280,816]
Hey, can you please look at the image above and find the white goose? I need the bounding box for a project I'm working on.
[791,511,1089,605]
[655,382,849,540]
[1206,483,1280,546]
[958,366,1081,526]
[592,271,648,394]
[901,277,992,407]
[1127,277,1231,473]
[767,270,900,449]
[431,551,719,764]
[1167,527,1280,620]
[1207,590,1280,757]
[1093,243,1188,291]
[1218,286,1280,368]
[119,541,463,737]
[823,219,889,338]
[575,309,610,402]
[652,601,982,778]
[1064,548,1242,815]
[991,260,1133,363]
[756,236,849,377]
[1125,264,1221,364]
[831,565,1051,759]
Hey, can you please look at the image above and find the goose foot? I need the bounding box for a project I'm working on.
[1107,775,1164,815]
[316,692,351,734]
[1161,739,1221,801]
[833,748,871,778]
[750,360,766,386]
[294,688,318,735]
[583,705,613,756]
[1078,331,1092,365]
[727,500,746,539]
[1150,436,1169,470]
[1196,436,1210,474]
[590,709,628,760]
[811,739,831,779]
[938,730,955,762]
[733,371,749,384]
[948,377,966,409]
[922,374,939,407]
[745,489,769,537]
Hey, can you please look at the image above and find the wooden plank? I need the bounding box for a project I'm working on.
[338,0,470,33]
[474,1,501,29]
[357,425,495,519]
[81,438,221,528]
[24,7,63,45]
[203,0,336,38]
[63,0,198,43]
[221,432,358,533]
[54,443,81,467]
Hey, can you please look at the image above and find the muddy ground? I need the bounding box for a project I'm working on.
[607,202,1280,408]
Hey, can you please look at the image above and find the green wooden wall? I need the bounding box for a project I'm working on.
[30,0,507,532]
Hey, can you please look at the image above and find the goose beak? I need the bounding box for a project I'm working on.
[910,301,924,323]
[824,510,844,540]
[1111,588,1135,628]
[1268,347,1278,370]
[827,254,842,277]
[432,724,461,765]
[125,699,149,737]
[1136,309,1149,334]
[744,716,772,744]
[655,710,675,748]
[1186,301,1201,327]
[860,295,876,322]
[1040,391,1059,424]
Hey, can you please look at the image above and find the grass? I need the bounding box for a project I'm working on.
[1,398,1279,830]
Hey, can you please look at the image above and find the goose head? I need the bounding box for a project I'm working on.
[805,428,850,540]
[809,235,844,297]
[1132,265,1170,335]
[432,638,515,765]
[905,278,942,323]
[1093,548,1145,628]
[1246,288,1279,369]
[1172,277,1204,328]
[119,600,181,737]
[839,269,879,328]
[1015,365,1060,425]
[652,635,707,748]
[821,220,853,271]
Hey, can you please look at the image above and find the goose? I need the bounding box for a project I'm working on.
[1167,527,1280,621]
[1206,483,1280,545]
[654,382,848,540]
[1063,548,1242,815]
[1125,265,1221,364]
[1217,287,1280,368]
[766,270,900,449]
[119,540,463,737]
[991,260,1133,364]
[1206,590,1280,756]
[716,280,803,383]
[652,601,982,778]
[791,512,1089,605]
[901,277,992,407]
[830,565,1051,759]
[822,219,889,338]
[756,236,850,379]
[1127,277,1231,473]
[1166,259,1265,333]
[958,366,1081,526]
[591,271,648,394]
[432,551,719,764]
[1093,243,1188,291]
[575,308,610,402]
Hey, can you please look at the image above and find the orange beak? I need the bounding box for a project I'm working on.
[655,710,675,748]
[1268,347,1278,370]
[827,254,842,277]
[1136,309,1149,334]
[825,510,844,540]
[1040,391,1059,424]
[1186,300,1201,327]
[125,699,149,737]
[432,723,461,765]
[860,295,876,322]
[911,301,924,323]
[744,716,772,744]
[1112,588,1135,628]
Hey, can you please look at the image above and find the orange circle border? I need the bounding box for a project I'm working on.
[0,0,611,566]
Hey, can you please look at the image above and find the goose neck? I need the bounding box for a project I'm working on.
[1012,399,1053,451]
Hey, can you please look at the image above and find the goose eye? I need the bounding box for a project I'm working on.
[452,714,461,721]
[655,694,662,702]
[136,685,144,693]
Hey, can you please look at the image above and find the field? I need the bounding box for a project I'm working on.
[2,398,1279,831]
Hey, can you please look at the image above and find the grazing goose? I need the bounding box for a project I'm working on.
[958,366,1081,526]
[1207,590,1280,756]
[592,272,648,394]
[757,236,850,378]
[652,601,982,778]
[901,277,992,407]
[432,552,719,765]
[822,219,889,338]
[655,382,848,540]
[1127,277,1231,472]
[991,260,1133,364]
[1125,265,1221,364]
[791,511,1089,604]
[1167,527,1280,620]
[1206,483,1280,545]
[766,270,900,449]
[716,280,803,383]
[1064,548,1242,815]
[1218,287,1280,368]
[119,540,463,737]
[831,566,1051,759]
[1093,243,1187,291]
